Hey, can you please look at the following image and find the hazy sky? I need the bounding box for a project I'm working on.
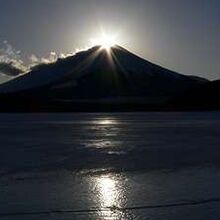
[0,0,219,79]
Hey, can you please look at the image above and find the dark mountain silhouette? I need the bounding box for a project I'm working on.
[0,45,208,112]
[171,80,220,110]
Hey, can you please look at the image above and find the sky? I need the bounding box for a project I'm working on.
[0,0,220,79]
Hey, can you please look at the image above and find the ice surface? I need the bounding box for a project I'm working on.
[0,112,220,219]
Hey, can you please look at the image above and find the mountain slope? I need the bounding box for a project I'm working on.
[0,45,208,111]
[171,80,220,110]
[0,73,12,84]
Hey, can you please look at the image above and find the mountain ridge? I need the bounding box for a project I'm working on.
[0,45,210,112]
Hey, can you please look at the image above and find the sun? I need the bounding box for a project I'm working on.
[90,33,117,51]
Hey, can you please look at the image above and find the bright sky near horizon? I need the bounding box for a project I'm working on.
[0,0,220,79]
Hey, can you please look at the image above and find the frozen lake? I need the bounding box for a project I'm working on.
[0,112,220,219]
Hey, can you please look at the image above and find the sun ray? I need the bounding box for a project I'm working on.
[90,33,117,51]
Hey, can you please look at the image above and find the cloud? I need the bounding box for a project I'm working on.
[0,40,92,78]
[0,41,21,63]
[29,54,39,64]
[29,51,58,66]
[0,62,25,76]
[0,41,28,75]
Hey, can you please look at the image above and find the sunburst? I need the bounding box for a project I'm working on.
[90,33,117,51]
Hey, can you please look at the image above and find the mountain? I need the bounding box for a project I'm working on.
[0,72,12,84]
[171,80,220,110]
[0,45,208,111]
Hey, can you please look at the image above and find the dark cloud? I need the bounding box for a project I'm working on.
[0,62,24,76]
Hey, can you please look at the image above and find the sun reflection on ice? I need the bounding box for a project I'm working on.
[90,173,127,209]
[86,117,124,154]
[98,118,118,125]
[87,173,129,219]
[97,175,119,208]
